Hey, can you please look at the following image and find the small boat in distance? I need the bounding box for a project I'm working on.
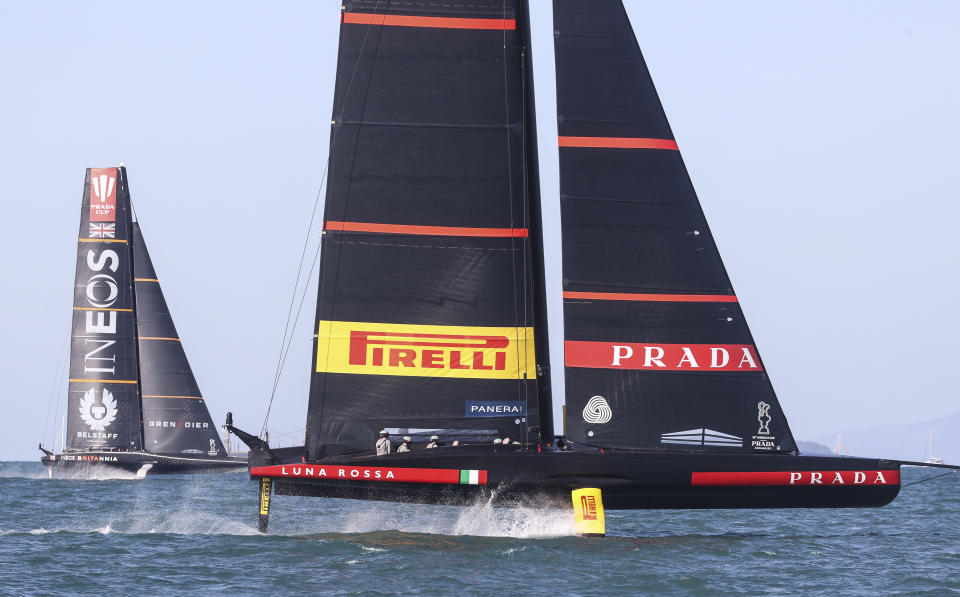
[924,430,944,465]
[39,166,245,476]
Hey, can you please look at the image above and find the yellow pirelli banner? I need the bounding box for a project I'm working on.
[315,320,536,380]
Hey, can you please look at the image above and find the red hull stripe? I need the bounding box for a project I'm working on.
[343,13,516,30]
[325,220,528,238]
[558,136,679,150]
[691,470,900,487]
[251,464,488,485]
[565,341,763,372]
[564,291,738,303]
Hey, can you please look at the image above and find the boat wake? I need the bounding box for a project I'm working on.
[0,462,142,480]
[327,493,575,539]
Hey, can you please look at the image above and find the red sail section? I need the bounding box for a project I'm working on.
[554,0,796,453]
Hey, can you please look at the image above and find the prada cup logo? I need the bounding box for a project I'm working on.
[79,388,118,431]
[582,395,612,424]
[89,168,117,223]
[92,174,115,203]
[757,401,772,435]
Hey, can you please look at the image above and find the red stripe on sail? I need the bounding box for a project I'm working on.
[343,13,516,30]
[565,341,763,372]
[251,464,487,485]
[558,136,679,150]
[691,470,900,487]
[564,292,738,303]
[325,221,528,238]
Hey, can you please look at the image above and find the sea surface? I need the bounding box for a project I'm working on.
[1,462,957,596]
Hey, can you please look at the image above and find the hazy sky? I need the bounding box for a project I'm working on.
[2,1,957,460]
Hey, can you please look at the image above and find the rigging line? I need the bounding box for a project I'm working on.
[518,0,534,440]
[261,0,384,437]
[261,218,325,435]
[500,0,525,433]
[41,333,71,447]
[310,0,385,445]
[263,159,329,428]
[902,468,960,488]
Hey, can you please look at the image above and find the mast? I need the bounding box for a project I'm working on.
[123,170,147,453]
[519,0,553,443]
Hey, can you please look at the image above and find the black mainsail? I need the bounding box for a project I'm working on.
[66,167,143,452]
[303,0,545,459]
[44,167,243,475]
[133,223,226,457]
[554,0,796,454]
[237,1,919,527]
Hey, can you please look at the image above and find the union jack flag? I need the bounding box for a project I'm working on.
[89,223,116,239]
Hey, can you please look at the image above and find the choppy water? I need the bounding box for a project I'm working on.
[1,462,957,595]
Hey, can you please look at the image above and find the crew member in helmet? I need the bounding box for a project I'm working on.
[426,435,441,449]
[397,436,413,453]
[376,429,391,455]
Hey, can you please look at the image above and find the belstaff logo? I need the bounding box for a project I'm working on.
[315,321,536,380]
[79,388,118,431]
[89,168,117,222]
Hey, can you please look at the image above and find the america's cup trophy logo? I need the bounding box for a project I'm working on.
[757,401,772,435]
[79,388,118,431]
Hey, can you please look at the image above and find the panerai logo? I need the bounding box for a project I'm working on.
[315,321,536,380]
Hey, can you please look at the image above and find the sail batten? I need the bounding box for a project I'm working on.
[554,0,796,453]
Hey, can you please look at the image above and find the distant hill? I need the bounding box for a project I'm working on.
[811,411,960,464]
[796,440,832,455]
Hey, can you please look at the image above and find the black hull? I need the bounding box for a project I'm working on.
[41,451,247,476]
[250,445,900,510]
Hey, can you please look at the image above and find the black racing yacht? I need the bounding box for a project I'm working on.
[232,0,953,531]
[40,166,245,476]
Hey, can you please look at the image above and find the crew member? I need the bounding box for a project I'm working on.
[376,430,391,455]
[493,438,502,445]
[397,436,413,453]
[426,435,440,449]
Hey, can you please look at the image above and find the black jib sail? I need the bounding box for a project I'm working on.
[304,0,546,459]
[554,0,797,453]
[133,223,226,457]
[66,167,143,451]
